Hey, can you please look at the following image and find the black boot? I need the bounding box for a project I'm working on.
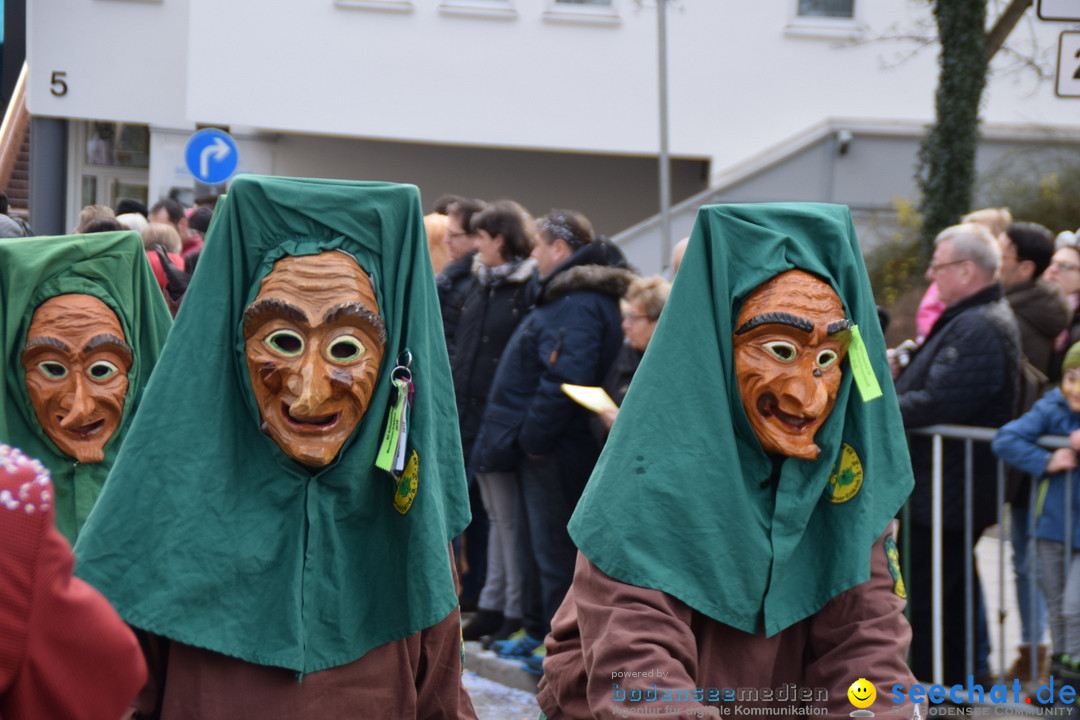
[481,616,523,649]
[1044,655,1080,711]
[462,609,503,641]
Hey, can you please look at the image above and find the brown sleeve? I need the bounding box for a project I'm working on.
[414,549,478,720]
[547,552,710,720]
[804,526,919,715]
[127,631,169,719]
[415,608,478,720]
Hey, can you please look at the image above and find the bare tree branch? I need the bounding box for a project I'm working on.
[994,43,1054,81]
[986,0,1034,59]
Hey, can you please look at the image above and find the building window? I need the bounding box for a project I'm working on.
[797,0,853,18]
[334,0,413,12]
[69,121,150,231]
[85,122,150,169]
[787,0,858,38]
[544,0,618,24]
[438,0,516,19]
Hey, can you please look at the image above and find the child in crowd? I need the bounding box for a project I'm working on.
[993,342,1080,683]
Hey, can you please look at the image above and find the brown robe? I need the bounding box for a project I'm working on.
[538,531,919,719]
[131,607,477,720]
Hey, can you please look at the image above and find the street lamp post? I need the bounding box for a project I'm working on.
[657,0,672,272]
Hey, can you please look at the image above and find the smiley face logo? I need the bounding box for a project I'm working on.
[847,678,876,709]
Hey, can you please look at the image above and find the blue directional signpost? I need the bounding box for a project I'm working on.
[185,128,239,185]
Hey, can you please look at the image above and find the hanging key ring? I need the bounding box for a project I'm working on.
[391,349,413,383]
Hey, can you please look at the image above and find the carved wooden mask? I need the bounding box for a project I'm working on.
[732,270,850,460]
[22,294,132,463]
[243,251,387,467]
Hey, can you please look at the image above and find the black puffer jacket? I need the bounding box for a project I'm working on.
[435,250,477,351]
[449,257,538,457]
[894,283,1021,532]
[471,241,635,474]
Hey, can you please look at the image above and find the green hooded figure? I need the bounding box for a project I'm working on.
[0,231,172,542]
[537,203,921,718]
[74,176,476,718]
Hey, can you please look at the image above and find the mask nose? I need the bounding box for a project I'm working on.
[59,374,96,428]
[289,357,333,417]
[775,370,829,420]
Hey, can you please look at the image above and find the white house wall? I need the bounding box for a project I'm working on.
[27,0,190,128]
[26,0,1080,225]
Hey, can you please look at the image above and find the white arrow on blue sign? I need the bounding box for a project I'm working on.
[185,129,239,185]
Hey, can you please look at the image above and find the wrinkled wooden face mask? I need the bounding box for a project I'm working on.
[243,251,387,467]
[22,294,132,463]
[733,270,850,460]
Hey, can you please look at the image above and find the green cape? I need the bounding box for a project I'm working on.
[74,175,471,675]
[569,203,913,636]
[0,231,172,542]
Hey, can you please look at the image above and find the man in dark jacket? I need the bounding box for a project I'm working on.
[436,198,489,611]
[996,220,1067,683]
[893,222,1021,685]
[471,211,634,668]
[435,198,486,350]
[999,221,1070,377]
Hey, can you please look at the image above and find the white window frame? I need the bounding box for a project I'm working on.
[67,121,150,233]
[786,0,860,39]
[438,0,516,20]
[543,0,619,26]
[334,0,413,12]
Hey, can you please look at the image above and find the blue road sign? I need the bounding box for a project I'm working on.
[185,129,239,185]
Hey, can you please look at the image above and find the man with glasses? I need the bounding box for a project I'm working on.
[436,197,487,349]
[434,195,489,614]
[894,222,1022,685]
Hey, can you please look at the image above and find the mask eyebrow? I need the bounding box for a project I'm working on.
[84,333,133,360]
[243,298,308,337]
[23,336,71,353]
[827,319,852,336]
[323,302,387,344]
[734,312,813,335]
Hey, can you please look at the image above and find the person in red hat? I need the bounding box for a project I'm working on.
[0,443,146,720]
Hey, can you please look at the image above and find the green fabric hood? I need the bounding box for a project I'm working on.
[0,231,172,542]
[569,203,913,636]
[74,175,471,675]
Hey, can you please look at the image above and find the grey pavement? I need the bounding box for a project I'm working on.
[462,670,540,720]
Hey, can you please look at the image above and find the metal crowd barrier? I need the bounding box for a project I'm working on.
[907,425,1072,689]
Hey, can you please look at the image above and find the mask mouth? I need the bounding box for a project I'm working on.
[281,402,339,429]
[59,417,106,439]
[757,393,816,433]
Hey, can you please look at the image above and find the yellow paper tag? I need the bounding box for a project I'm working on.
[847,324,882,402]
[376,377,409,473]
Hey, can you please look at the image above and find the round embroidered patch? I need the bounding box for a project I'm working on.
[885,535,907,599]
[393,450,418,515]
[825,442,863,504]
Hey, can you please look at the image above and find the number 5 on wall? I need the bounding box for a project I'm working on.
[50,71,67,97]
